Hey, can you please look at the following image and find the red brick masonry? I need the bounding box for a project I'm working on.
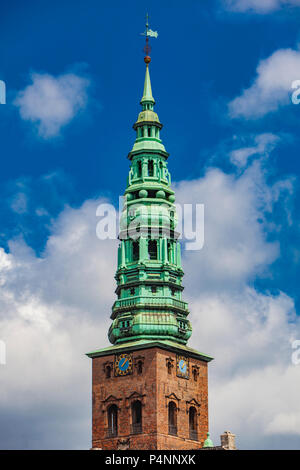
[91,346,209,450]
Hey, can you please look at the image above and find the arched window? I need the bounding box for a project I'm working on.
[131,400,142,434]
[147,127,151,137]
[189,407,198,440]
[168,401,177,435]
[132,241,139,262]
[105,365,111,379]
[148,240,157,260]
[137,161,142,178]
[167,362,172,375]
[137,360,143,375]
[107,404,118,437]
[148,160,154,177]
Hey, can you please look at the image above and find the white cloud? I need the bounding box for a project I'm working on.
[228,48,300,119]
[173,142,299,448]
[229,133,280,167]
[10,192,28,214]
[223,0,300,13]
[174,155,293,292]
[188,289,300,446]
[0,198,117,448]
[14,71,89,138]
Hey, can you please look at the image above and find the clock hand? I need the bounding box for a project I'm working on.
[120,358,128,368]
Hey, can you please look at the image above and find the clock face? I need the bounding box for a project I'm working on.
[114,353,133,376]
[179,359,187,374]
[176,355,189,379]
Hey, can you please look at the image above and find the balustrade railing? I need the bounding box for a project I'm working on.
[113,296,187,311]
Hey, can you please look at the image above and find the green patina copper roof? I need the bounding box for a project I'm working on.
[136,109,160,124]
[85,57,212,364]
[141,64,155,105]
[130,138,166,153]
[203,432,214,448]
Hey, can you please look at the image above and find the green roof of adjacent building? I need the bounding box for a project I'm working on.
[203,432,214,448]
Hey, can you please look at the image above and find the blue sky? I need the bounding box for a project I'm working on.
[1,0,300,305]
[1,0,300,450]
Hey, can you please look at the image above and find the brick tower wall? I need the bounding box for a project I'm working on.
[91,346,208,450]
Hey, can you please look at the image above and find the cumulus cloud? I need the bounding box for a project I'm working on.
[223,0,300,13]
[229,133,280,168]
[0,198,117,449]
[228,48,300,119]
[173,140,299,447]
[174,148,294,293]
[0,138,298,448]
[14,71,89,138]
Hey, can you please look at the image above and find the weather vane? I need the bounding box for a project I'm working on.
[141,13,158,64]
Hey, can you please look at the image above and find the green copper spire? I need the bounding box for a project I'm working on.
[108,52,192,346]
[141,64,155,108]
[203,432,214,448]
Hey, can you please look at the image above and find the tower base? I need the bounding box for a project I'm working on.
[87,340,213,450]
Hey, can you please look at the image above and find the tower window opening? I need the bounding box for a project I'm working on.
[148,160,154,177]
[151,286,157,294]
[105,365,111,379]
[130,287,135,296]
[167,361,172,375]
[132,241,139,261]
[148,240,157,260]
[147,127,151,137]
[168,402,177,436]
[131,400,142,434]
[171,287,176,296]
[137,360,143,375]
[189,407,198,441]
[192,368,198,382]
[107,405,118,437]
[120,320,130,329]
[137,161,142,178]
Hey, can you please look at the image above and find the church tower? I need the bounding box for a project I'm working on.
[87,25,213,450]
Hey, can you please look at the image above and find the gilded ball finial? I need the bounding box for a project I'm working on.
[144,55,151,64]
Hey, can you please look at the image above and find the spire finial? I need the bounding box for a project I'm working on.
[141,13,158,65]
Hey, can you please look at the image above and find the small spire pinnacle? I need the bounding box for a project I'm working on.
[141,64,155,106]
